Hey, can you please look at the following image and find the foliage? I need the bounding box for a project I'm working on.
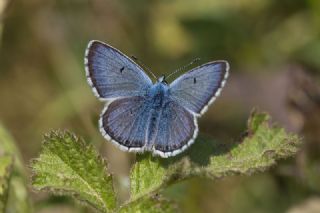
[30,111,301,212]
[0,124,32,213]
[119,195,179,213]
[31,131,117,212]
[0,154,13,212]
[129,110,300,201]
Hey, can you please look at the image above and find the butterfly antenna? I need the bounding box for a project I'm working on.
[166,58,201,80]
[131,55,157,80]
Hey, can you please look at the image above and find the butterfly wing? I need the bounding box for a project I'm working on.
[99,96,150,151]
[169,61,229,116]
[85,40,153,100]
[100,95,197,157]
[150,100,197,158]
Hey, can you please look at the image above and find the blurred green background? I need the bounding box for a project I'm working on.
[1,0,320,212]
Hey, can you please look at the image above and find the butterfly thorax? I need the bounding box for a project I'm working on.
[146,82,170,108]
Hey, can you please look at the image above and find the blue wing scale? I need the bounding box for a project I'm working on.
[169,61,229,116]
[85,40,152,100]
[99,96,149,151]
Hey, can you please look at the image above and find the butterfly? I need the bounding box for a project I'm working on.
[84,40,229,158]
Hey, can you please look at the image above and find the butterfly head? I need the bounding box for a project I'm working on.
[157,75,168,85]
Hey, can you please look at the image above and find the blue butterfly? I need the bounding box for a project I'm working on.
[84,40,229,158]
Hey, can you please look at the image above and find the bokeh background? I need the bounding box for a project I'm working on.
[1,0,320,212]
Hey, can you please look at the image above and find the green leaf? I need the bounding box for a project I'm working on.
[130,154,167,201]
[6,176,32,213]
[0,123,32,213]
[119,194,178,213]
[130,111,301,201]
[0,154,13,212]
[0,123,24,173]
[31,130,117,212]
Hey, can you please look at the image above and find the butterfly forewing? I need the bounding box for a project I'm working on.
[85,40,152,100]
[169,61,229,115]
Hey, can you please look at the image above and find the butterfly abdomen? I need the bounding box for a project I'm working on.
[144,82,170,149]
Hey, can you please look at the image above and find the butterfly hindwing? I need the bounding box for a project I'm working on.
[99,96,149,151]
[151,101,197,157]
[99,95,197,157]
[169,61,229,115]
[85,40,152,100]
